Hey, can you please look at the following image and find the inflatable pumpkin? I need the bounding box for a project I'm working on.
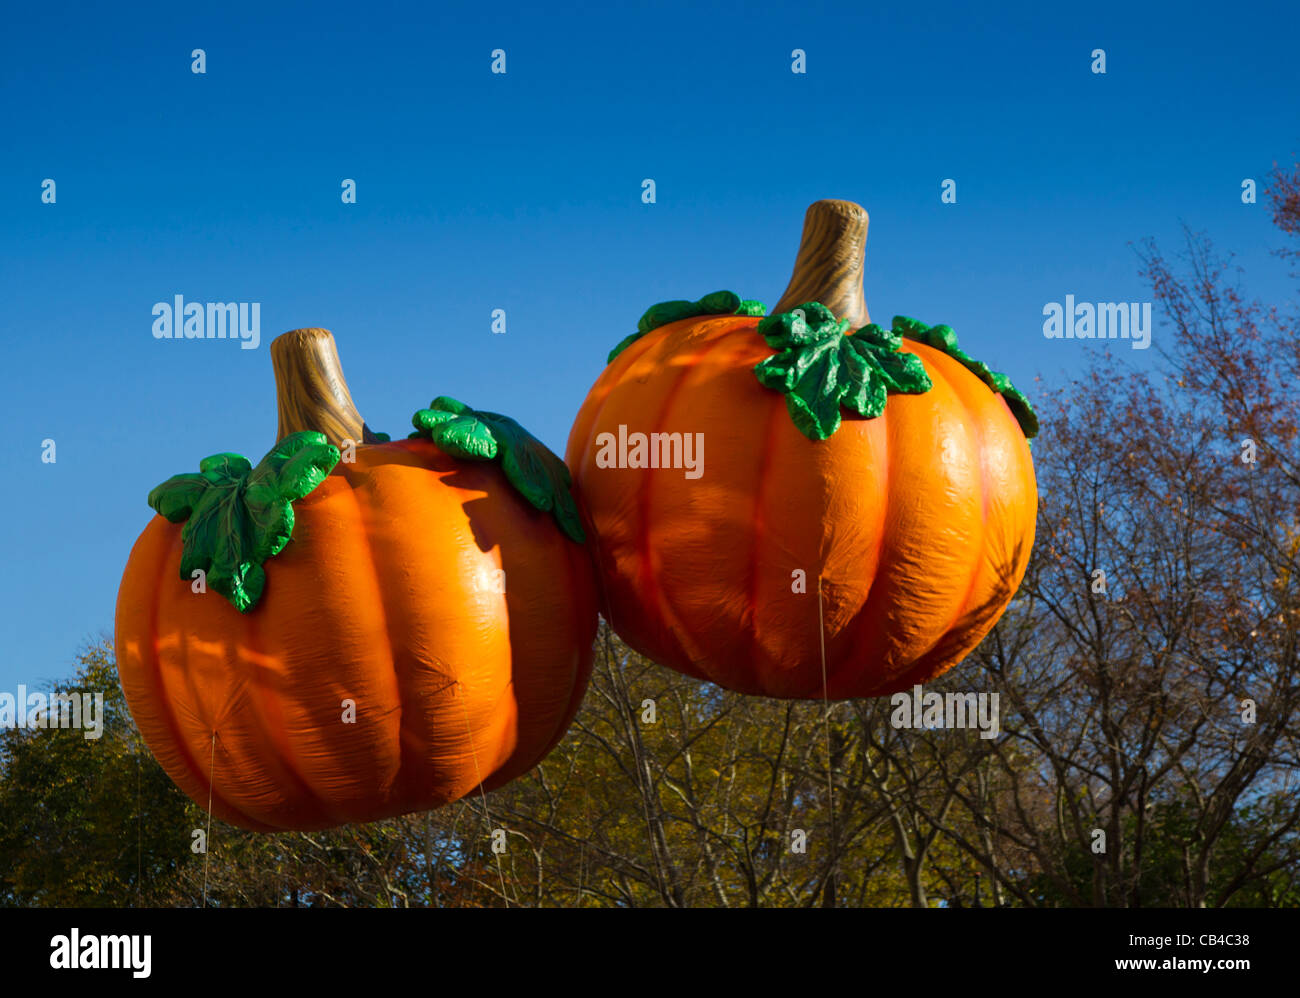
[566,200,1038,699]
[116,328,596,831]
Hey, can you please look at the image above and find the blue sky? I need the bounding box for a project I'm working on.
[1,0,1296,688]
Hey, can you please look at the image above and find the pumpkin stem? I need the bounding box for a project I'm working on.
[772,199,870,327]
[271,328,380,446]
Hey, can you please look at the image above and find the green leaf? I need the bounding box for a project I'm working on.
[697,290,741,313]
[412,402,498,460]
[147,474,210,523]
[255,432,340,501]
[847,329,932,395]
[146,431,341,613]
[411,397,586,544]
[198,453,252,481]
[637,299,699,334]
[892,315,1039,439]
[753,304,933,440]
[1000,384,1040,438]
[608,290,768,363]
[758,301,846,349]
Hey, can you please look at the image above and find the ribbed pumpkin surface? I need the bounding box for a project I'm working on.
[566,314,1036,699]
[115,438,596,831]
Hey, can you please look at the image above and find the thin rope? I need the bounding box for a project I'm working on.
[604,623,671,905]
[577,789,593,906]
[818,578,838,906]
[136,748,142,907]
[457,683,510,907]
[577,842,586,907]
[202,730,215,907]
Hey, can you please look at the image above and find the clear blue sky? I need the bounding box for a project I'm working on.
[1,0,1296,688]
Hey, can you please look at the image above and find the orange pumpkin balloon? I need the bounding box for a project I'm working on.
[116,329,596,831]
[566,201,1038,699]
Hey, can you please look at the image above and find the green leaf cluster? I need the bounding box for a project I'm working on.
[147,432,341,613]
[753,304,933,440]
[608,290,767,363]
[412,397,585,544]
[894,316,1038,438]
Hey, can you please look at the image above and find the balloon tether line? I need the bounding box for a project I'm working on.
[202,729,216,908]
[818,578,838,905]
[456,682,510,907]
[135,741,142,906]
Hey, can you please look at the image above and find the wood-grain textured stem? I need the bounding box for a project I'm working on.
[271,328,377,447]
[773,199,870,326]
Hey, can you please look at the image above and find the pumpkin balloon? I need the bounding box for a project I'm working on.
[566,200,1038,699]
[116,328,596,831]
